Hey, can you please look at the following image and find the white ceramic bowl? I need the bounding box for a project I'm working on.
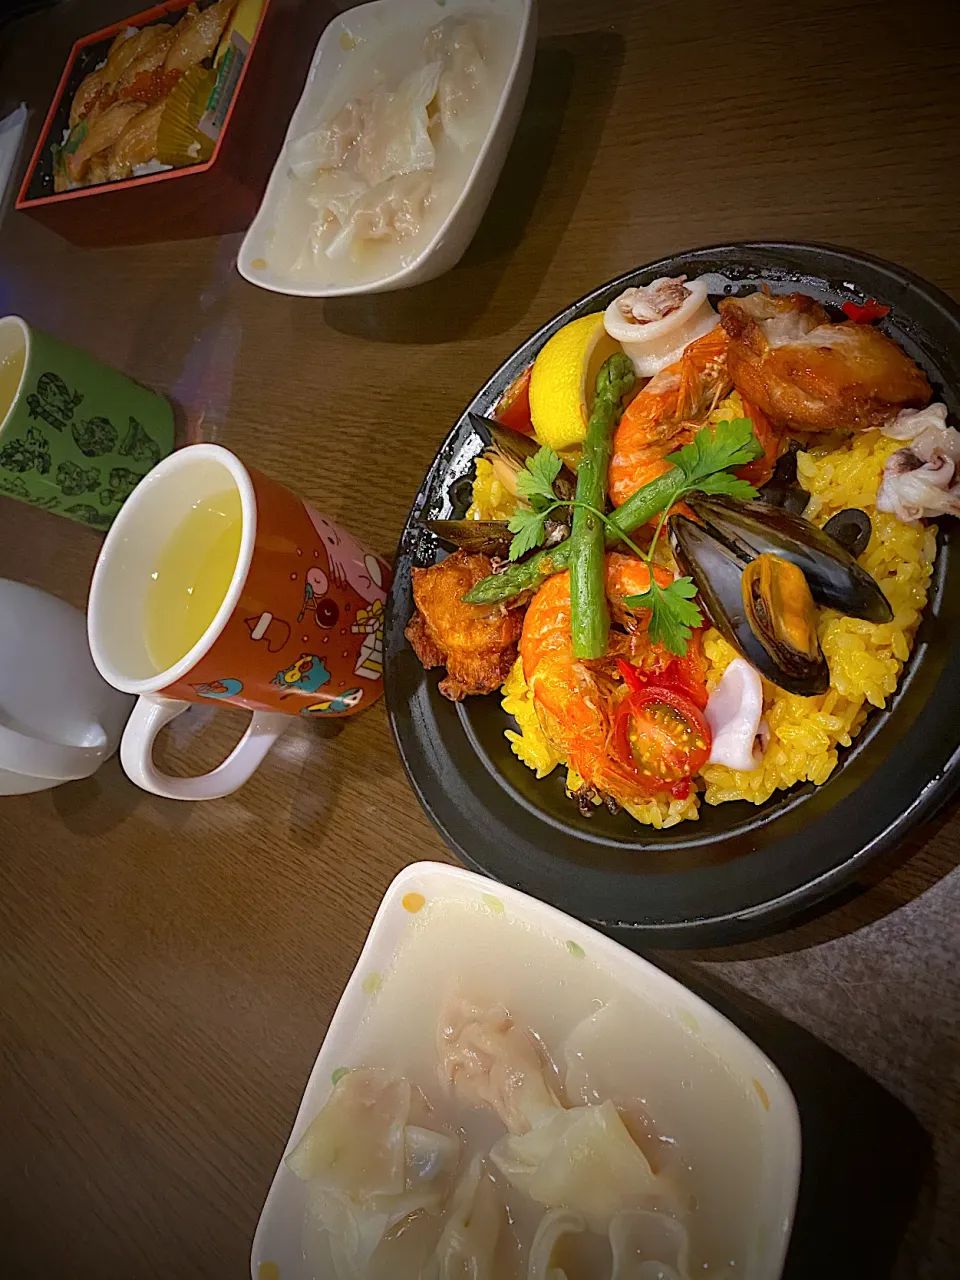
[237,0,537,297]
[251,862,801,1280]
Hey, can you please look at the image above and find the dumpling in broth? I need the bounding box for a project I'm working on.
[424,1154,505,1280]
[528,1208,585,1280]
[289,1068,460,1280]
[609,1210,693,1280]
[437,997,563,1134]
[356,61,442,187]
[325,173,433,261]
[288,99,365,180]
[423,18,491,150]
[490,1100,661,1232]
[287,1067,409,1196]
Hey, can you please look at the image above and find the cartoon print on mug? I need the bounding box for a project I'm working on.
[351,598,384,680]
[298,566,340,628]
[245,610,291,653]
[271,653,331,696]
[301,687,363,716]
[193,678,244,699]
[305,507,389,606]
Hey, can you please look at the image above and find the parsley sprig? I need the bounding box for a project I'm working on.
[506,418,761,655]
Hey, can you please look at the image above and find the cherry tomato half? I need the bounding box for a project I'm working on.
[613,686,712,794]
[493,365,534,435]
[617,642,709,711]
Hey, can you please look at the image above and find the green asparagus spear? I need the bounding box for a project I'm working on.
[569,353,636,658]
[463,468,681,606]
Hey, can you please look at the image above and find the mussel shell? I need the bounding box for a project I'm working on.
[669,516,831,696]
[426,519,514,556]
[758,441,810,516]
[686,494,893,624]
[467,412,577,500]
[823,508,872,559]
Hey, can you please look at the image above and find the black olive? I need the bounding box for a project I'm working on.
[758,441,810,516]
[823,508,872,559]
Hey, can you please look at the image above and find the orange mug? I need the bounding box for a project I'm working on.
[87,444,390,800]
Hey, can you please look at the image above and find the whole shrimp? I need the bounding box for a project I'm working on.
[608,326,732,506]
[520,553,674,810]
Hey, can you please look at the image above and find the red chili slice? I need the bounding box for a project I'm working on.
[842,298,891,323]
[612,686,712,794]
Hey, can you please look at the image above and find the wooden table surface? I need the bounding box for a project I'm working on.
[1,1,958,1276]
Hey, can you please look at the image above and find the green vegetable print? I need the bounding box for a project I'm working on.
[56,459,101,496]
[72,415,118,457]
[65,503,112,528]
[100,466,143,508]
[121,416,161,467]
[0,426,52,475]
[26,372,83,432]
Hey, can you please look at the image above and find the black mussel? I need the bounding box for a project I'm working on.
[447,475,475,518]
[686,494,892,624]
[742,554,826,689]
[669,516,830,695]
[467,412,577,501]
[427,519,514,556]
[823,508,872,559]
[427,516,569,557]
[758,441,810,516]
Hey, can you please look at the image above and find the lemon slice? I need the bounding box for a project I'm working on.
[529,313,621,453]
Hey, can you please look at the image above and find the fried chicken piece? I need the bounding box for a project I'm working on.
[406,550,523,701]
[106,99,166,181]
[66,101,147,185]
[165,0,237,75]
[719,291,931,432]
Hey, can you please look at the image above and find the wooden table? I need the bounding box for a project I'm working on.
[1,1,958,1276]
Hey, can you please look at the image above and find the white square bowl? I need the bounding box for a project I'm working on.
[237,0,537,297]
[251,861,801,1280]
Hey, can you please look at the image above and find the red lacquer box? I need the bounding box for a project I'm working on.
[15,0,328,247]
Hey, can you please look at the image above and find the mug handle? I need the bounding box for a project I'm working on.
[120,696,290,801]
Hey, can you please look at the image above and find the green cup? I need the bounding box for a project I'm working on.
[0,315,175,529]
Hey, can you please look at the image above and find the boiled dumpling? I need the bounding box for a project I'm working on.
[291,171,370,270]
[307,171,369,225]
[304,1183,391,1280]
[289,99,364,180]
[287,1067,409,1196]
[325,173,433,261]
[356,61,442,187]
[425,1154,505,1280]
[423,18,491,151]
[437,997,563,1134]
[289,1068,460,1280]
[490,1101,660,1232]
[528,1208,585,1280]
[609,1210,693,1280]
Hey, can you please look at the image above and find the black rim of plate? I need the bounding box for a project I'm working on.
[385,241,960,947]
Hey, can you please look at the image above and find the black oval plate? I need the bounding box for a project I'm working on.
[385,242,960,947]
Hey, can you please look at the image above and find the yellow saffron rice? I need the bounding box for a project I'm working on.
[700,430,936,807]
[482,401,936,823]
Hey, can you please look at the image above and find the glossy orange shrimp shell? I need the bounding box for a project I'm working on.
[520,554,673,808]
